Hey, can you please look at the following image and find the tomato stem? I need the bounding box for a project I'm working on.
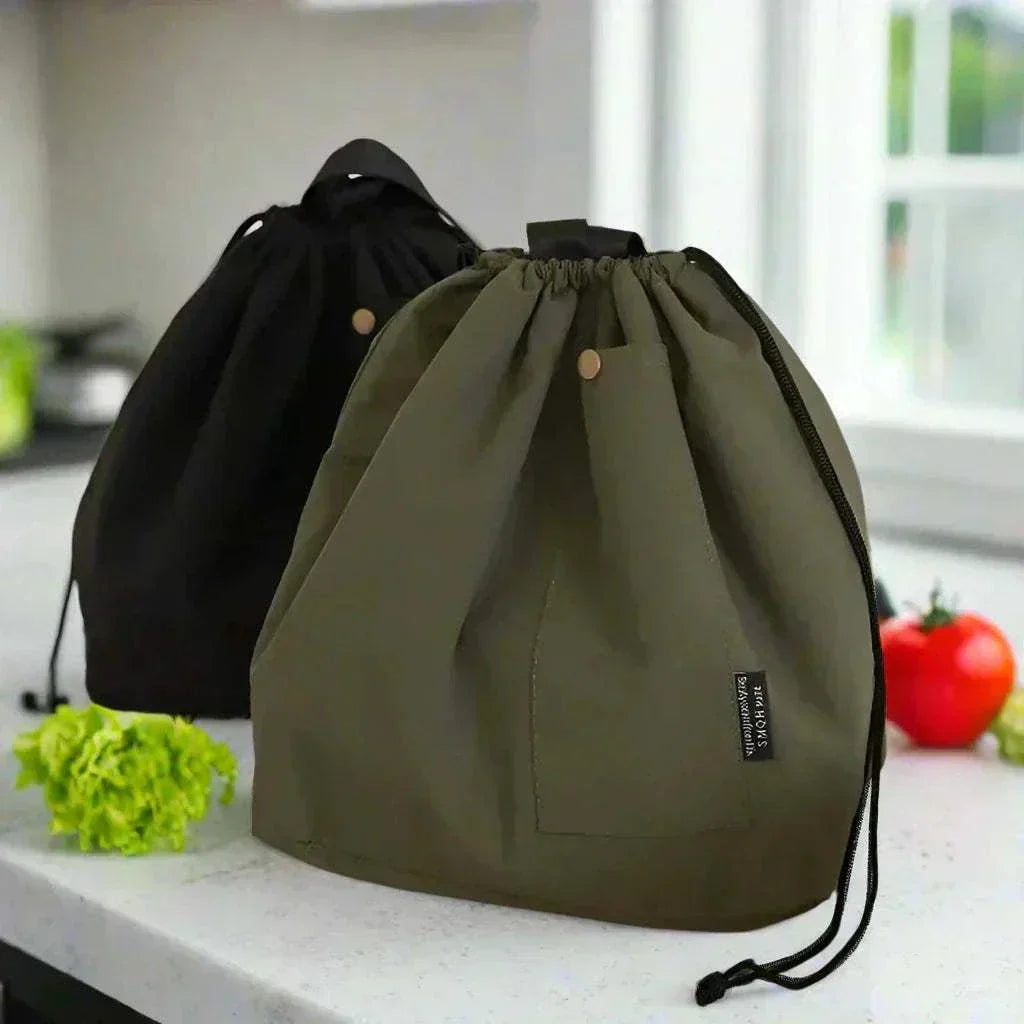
[919,583,957,632]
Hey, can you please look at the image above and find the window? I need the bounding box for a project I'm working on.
[881,2,1024,411]
[591,0,1024,547]
[816,0,1024,548]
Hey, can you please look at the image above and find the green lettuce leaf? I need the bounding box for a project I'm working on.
[990,688,1024,766]
[13,704,238,854]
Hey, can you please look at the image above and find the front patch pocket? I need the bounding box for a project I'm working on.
[529,342,753,837]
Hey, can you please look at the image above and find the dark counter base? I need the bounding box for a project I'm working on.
[1,939,155,1024]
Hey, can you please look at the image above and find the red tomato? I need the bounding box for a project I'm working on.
[881,589,1016,748]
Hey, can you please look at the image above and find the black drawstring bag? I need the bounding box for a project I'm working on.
[22,139,476,719]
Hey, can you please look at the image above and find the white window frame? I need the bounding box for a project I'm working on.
[784,0,1024,549]
[590,0,769,290]
[591,0,1024,549]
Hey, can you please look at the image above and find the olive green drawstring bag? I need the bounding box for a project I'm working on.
[251,221,885,1006]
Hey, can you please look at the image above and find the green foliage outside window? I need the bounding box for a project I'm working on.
[888,6,1024,238]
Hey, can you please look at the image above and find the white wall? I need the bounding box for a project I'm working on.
[41,0,593,346]
[0,0,50,321]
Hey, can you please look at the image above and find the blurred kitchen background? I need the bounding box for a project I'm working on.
[1,0,1023,655]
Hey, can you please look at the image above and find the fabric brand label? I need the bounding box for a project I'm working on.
[734,671,774,761]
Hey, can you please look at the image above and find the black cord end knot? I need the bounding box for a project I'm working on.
[20,689,69,714]
[694,972,728,1006]
[695,959,759,1007]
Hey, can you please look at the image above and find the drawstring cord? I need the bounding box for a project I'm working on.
[21,567,73,713]
[696,700,882,1003]
[686,244,885,1007]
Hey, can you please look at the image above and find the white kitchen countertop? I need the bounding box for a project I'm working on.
[1,468,1022,1024]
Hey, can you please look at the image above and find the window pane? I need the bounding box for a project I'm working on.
[879,194,1024,407]
[890,1,1024,155]
[889,12,914,155]
[949,1,1024,154]
[881,200,911,392]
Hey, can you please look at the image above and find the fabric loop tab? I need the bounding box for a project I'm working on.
[527,219,647,260]
[304,138,438,210]
[303,138,475,246]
